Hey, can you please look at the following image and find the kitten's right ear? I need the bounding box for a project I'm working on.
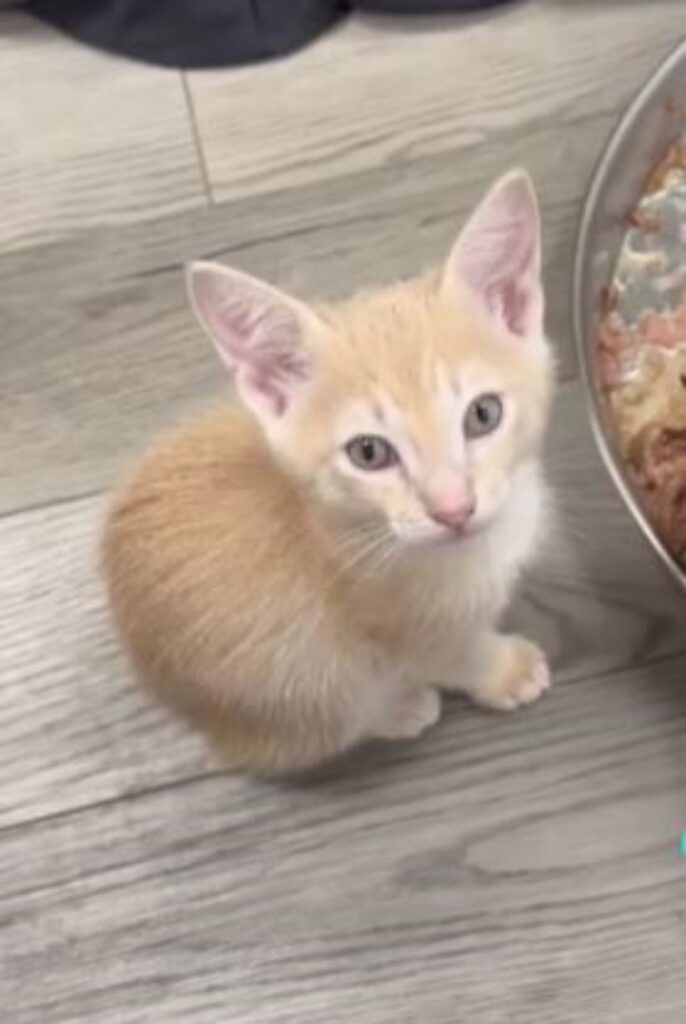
[442,170,544,342]
[187,261,324,422]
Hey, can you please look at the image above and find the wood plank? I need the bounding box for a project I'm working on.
[0,106,620,515]
[0,492,208,830]
[0,11,206,253]
[2,380,685,829]
[2,653,685,1023]
[187,3,684,204]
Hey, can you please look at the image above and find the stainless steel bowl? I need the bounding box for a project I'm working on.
[573,40,686,592]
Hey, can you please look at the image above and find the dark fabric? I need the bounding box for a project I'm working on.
[26,0,348,69]
[26,0,514,70]
[356,0,512,9]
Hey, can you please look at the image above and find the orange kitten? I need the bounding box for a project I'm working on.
[103,170,554,775]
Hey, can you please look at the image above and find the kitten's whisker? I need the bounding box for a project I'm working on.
[329,529,394,585]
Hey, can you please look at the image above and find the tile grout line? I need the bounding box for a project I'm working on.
[180,72,214,207]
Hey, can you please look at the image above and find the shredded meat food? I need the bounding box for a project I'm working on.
[596,138,686,569]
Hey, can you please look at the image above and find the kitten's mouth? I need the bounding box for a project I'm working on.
[432,521,485,545]
[396,519,486,547]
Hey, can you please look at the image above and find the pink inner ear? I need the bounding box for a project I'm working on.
[452,173,543,339]
[191,267,311,417]
[481,241,538,337]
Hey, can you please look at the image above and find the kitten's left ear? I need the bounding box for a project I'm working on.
[442,170,544,341]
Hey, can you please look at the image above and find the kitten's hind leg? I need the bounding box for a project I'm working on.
[373,686,442,741]
[206,676,442,773]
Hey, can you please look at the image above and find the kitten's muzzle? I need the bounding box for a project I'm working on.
[426,497,476,533]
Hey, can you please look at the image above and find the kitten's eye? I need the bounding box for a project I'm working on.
[345,435,398,471]
[464,393,503,438]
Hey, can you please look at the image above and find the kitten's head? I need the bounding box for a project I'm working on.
[188,171,553,546]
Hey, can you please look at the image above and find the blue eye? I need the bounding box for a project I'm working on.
[464,393,503,438]
[345,435,398,471]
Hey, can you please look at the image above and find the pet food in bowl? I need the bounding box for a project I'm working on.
[596,139,686,567]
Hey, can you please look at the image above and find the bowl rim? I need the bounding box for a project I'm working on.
[572,38,686,593]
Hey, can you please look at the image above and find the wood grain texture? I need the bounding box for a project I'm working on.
[187,2,685,203]
[2,654,686,1024]
[2,381,685,830]
[0,11,206,254]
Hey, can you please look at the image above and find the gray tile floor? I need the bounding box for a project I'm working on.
[1,4,685,1022]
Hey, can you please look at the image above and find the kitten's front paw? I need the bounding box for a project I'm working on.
[377,687,442,741]
[473,636,550,712]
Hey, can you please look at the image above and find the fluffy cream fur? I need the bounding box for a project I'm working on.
[103,171,554,775]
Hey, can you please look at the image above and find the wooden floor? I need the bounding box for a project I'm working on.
[2,4,686,1021]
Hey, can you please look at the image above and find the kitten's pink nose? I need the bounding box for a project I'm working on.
[427,497,476,532]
